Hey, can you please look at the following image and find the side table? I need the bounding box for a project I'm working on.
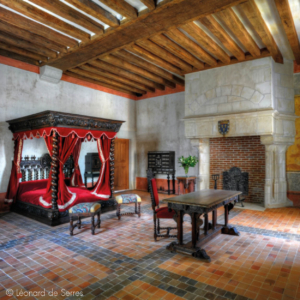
[177,176,196,195]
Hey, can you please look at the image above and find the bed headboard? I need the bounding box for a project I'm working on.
[19,153,74,182]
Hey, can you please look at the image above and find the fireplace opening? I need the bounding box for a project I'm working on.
[209,136,265,203]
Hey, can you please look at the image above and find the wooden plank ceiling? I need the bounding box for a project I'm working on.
[0,0,299,97]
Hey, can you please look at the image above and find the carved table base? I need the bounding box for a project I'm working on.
[165,195,240,262]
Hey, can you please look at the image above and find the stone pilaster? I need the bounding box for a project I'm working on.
[191,138,210,191]
[261,136,293,208]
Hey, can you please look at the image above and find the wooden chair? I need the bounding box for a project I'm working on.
[147,169,177,241]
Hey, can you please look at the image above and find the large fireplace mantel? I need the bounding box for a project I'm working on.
[184,58,297,208]
[185,110,297,208]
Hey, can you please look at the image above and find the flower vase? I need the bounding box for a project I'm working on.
[184,166,189,177]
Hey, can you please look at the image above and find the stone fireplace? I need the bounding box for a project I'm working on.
[184,57,298,208]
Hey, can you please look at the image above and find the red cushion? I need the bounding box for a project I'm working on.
[156,207,175,219]
[151,178,159,206]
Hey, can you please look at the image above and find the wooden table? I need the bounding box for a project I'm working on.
[162,189,241,262]
[177,176,196,194]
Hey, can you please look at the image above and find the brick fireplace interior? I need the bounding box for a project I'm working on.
[209,136,265,203]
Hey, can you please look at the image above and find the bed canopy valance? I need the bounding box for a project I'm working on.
[6,111,124,225]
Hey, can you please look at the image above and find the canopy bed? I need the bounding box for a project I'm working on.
[5,111,124,226]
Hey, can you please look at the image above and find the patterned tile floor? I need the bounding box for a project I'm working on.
[0,190,300,300]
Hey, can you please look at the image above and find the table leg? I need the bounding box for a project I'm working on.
[172,174,175,194]
[221,201,240,236]
[192,213,197,248]
[224,204,228,226]
[212,210,217,230]
[204,214,209,235]
[167,174,170,195]
[177,210,183,245]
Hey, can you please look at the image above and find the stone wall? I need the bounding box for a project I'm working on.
[185,57,273,117]
[0,63,137,193]
[136,92,198,187]
[210,136,265,203]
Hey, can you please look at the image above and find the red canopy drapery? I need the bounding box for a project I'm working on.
[5,137,23,204]
[91,135,112,199]
[70,138,84,187]
[12,127,117,140]
[39,135,79,210]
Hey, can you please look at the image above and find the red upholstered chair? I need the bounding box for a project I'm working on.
[147,169,177,241]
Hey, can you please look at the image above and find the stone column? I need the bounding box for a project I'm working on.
[191,138,210,190]
[261,136,293,208]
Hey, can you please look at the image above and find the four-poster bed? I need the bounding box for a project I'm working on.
[5,111,124,226]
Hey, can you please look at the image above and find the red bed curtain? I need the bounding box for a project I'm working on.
[91,135,112,199]
[5,137,23,204]
[70,138,84,187]
[40,134,79,210]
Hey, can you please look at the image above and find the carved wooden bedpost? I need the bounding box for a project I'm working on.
[110,138,115,197]
[51,131,59,210]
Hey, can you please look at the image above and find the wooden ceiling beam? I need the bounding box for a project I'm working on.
[216,8,261,58]
[65,70,137,95]
[48,0,247,70]
[150,34,204,70]
[0,49,39,66]
[140,0,156,11]
[102,54,176,88]
[165,28,217,67]
[0,7,77,48]
[127,44,183,75]
[70,67,146,94]
[239,0,283,64]
[0,42,47,62]
[115,49,185,86]
[181,22,231,64]
[0,32,57,59]
[198,15,245,61]
[0,20,67,54]
[80,64,152,93]
[134,39,193,72]
[98,0,137,20]
[63,0,119,28]
[274,0,300,64]
[29,0,104,35]
[200,48,271,72]
[89,59,160,91]
[0,0,88,42]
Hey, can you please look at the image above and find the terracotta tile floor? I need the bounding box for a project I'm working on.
[0,190,300,300]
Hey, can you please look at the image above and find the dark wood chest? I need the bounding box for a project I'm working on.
[148,151,175,175]
[85,153,101,173]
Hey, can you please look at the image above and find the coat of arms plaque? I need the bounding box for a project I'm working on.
[218,120,230,136]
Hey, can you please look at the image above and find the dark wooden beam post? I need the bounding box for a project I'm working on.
[110,138,115,197]
[51,131,59,210]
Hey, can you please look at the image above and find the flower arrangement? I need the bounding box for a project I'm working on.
[178,155,199,176]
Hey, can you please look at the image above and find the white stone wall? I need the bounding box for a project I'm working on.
[0,64,136,193]
[185,57,273,117]
[136,92,198,179]
[272,59,294,113]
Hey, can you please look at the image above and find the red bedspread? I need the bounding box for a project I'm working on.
[17,180,108,211]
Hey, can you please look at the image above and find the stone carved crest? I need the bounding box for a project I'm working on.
[218,120,230,136]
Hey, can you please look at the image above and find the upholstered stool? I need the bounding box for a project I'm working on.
[69,202,101,236]
[115,194,141,220]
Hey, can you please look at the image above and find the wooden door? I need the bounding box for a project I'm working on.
[114,138,129,191]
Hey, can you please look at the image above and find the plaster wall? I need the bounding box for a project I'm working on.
[0,63,136,193]
[136,92,198,180]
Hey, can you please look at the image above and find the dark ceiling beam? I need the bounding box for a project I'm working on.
[48,0,247,70]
